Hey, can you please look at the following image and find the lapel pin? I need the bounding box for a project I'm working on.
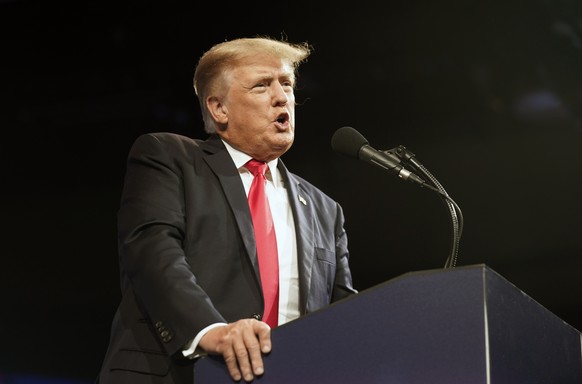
[299,195,307,206]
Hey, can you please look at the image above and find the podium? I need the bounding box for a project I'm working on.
[194,264,582,383]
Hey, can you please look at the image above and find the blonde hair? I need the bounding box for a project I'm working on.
[193,36,312,133]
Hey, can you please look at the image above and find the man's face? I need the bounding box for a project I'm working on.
[211,54,296,161]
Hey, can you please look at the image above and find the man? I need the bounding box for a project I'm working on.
[97,36,357,383]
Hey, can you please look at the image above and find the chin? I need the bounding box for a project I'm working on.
[268,140,293,159]
[279,138,294,151]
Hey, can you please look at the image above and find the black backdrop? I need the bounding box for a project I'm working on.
[2,0,581,381]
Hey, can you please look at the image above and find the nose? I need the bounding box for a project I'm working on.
[272,82,290,106]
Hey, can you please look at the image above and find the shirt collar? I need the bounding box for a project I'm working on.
[221,139,280,184]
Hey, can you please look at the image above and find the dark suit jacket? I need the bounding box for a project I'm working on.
[97,132,357,383]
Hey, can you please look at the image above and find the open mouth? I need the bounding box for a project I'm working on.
[276,113,289,124]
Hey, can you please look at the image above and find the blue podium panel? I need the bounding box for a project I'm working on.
[194,264,582,383]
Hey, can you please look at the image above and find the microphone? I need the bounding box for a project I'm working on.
[331,126,426,186]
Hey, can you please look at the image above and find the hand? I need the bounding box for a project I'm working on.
[198,319,272,382]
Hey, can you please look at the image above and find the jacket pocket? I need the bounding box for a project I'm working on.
[314,247,336,265]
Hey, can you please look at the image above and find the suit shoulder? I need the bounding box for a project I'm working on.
[129,132,207,156]
[135,131,203,147]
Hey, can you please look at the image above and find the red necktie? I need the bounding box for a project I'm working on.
[245,159,279,328]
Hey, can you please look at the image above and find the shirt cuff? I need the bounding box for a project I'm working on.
[182,322,228,359]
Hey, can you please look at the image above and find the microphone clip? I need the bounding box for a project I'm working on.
[383,145,416,164]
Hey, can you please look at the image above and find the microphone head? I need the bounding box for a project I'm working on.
[331,126,369,159]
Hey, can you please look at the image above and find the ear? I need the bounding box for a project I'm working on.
[207,96,228,125]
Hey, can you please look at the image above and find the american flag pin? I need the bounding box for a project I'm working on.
[299,195,307,206]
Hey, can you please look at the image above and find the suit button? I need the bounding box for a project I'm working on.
[251,313,262,320]
[161,330,169,338]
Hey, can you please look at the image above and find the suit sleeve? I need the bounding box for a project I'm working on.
[117,133,226,356]
[332,202,359,301]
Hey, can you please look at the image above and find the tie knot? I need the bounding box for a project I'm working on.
[245,159,268,177]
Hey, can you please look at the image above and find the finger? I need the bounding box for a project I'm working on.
[222,346,242,382]
[255,322,272,354]
[232,333,254,382]
[243,327,265,376]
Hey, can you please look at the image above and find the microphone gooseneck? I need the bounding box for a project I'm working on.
[387,145,463,268]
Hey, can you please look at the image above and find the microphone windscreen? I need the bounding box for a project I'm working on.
[331,127,369,159]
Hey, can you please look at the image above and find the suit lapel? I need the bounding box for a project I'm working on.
[200,137,260,278]
[278,160,315,315]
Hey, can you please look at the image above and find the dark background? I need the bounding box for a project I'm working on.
[1,0,581,382]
